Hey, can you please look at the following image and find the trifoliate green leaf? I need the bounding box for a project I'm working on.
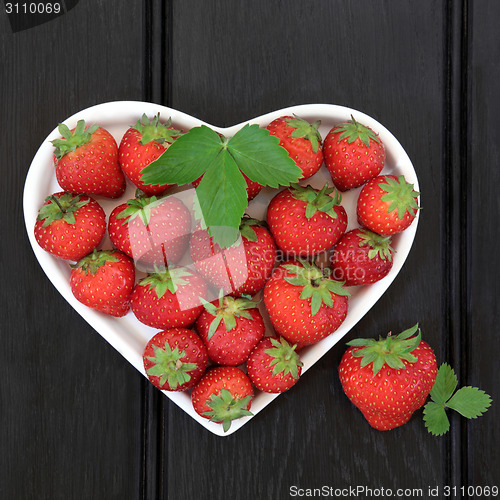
[423,363,492,436]
[141,123,302,248]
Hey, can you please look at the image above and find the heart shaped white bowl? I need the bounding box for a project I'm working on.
[23,102,419,436]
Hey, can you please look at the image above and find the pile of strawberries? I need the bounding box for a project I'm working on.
[34,112,422,432]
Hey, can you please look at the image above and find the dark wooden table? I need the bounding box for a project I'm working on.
[1,1,498,499]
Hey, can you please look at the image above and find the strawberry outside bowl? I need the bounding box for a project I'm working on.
[23,101,420,436]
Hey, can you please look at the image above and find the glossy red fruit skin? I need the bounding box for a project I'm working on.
[267,188,347,257]
[191,366,254,422]
[195,308,265,366]
[236,225,277,295]
[323,124,385,191]
[263,261,348,346]
[70,251,135,317]
[54,126,126,198]
[357,175,418,235]
[118,128,173,195]
[266,116,323,180]
[108,196,191,268]
[331,228,393,286]
[190,225,277,297]
[246,337,302,393]
[34,193,106,261]
[192,173,262,201]
[130,271,207,329]
[338,340,437,431]
[142,328,208,391]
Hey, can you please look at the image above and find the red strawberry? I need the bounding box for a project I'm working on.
[142,328,208,391]
[190,217,277,296]
[34,192,106,261]
[338,324,437,431]
[195,295,265,366]
[130,267,207,329]
[266,115,323,180]
[192,172,262,201]
[331,228,394,286]
[246,336,303,393]
[357,174,420,235]
[118,113,183,195]
[267,183,347,257]
[191,365,254,432]
[108,194,191,271]
[263,259,350,346]
[70,249,135,317]
[52,120,126,198]
[323,116,385,191]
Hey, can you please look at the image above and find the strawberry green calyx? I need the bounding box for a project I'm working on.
[239,216,264,242]
[289,183,342,219]
[134,113,183,146]
[140,267,191,299]
[145,343,197,389]
[358,229,394,262]
[283,260,351,316]
[201,294,260,340]
[51,120,99,160]
[335,115,381,147]
[380,175,420,220]
[202,388,253,432]
[347,324,422,376]
[423,363,492,436]
[264,337,303,379]
[37,193,90,228]
[72,249,120,275]
[116,195,161,226]
[285,115,322,153]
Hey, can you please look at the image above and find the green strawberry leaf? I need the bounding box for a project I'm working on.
[423,402,450,436]
[195,151,248,248]
[429,362,457,404]
[141,125,222,185]
[227,124,301,187]
[423,363,492,436]
[141,123,301,247]
[446,387,492,419]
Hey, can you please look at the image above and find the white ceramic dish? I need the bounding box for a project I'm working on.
[23,101,419,436]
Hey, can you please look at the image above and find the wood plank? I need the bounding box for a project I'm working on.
[163,1,448,497]
[0,2,145,498]
[467,0,500,490]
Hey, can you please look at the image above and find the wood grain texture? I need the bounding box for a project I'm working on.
[0,2,145,499]
[467,0,500,490]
